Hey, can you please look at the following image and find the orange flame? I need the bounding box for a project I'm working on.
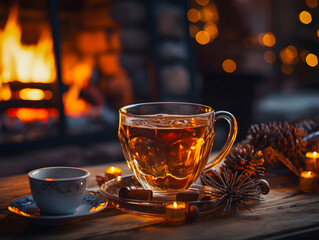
[0,6,56,83]
[0,6,93,122]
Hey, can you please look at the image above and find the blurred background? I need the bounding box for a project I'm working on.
[0,0,318,176]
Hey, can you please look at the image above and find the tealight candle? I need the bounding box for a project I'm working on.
[305,151,319,172]
[105,166,122,180]
[166,201,186,225]
[299,171,317,192]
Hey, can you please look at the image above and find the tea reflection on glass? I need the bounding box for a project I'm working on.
[118,102,237,194]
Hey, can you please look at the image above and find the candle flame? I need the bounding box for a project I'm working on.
[173,201,177,208]
[111,167,115,172]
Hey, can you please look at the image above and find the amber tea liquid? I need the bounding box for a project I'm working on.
[119,116,214,192]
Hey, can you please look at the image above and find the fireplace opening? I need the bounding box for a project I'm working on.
[0,0,197,154]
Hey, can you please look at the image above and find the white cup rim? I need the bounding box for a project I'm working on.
[28,166,90,182]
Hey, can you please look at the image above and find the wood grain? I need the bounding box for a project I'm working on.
[1,163,319,240]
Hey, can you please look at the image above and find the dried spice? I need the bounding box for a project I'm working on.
[96,175,108,187]
[221,144,265,179]
[200,169,267,215]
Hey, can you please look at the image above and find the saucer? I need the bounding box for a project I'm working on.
[101,174,204,216]
[8,193,107,225]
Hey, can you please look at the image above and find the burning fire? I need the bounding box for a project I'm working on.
[0,6,93,122]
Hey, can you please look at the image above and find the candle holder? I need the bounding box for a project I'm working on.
[305,151,318,173]
[105,167,122,180]
[166,201,186,225]
[299,171,317,192]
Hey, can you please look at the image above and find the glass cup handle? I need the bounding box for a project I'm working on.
[204,111,238,171]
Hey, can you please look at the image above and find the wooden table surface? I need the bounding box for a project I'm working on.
[1,162,319,240]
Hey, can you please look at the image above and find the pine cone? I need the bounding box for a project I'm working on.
[222,144,265,179]
[294,116,319,134]
[247,121,307,174]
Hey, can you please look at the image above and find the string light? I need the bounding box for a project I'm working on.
[222,59,237,73]
[299,11,312,24]
[195,31,210,45]
[264,50,276,64]
[306,53,318,67]
[196,0,209,6]
[187,9,201,23]
[305,0,318,8]
[262,32,276,47]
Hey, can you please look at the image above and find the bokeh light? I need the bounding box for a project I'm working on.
[201,4,219,22]
[195,31,210,45]
[262,32,276,47]
[187,9,201,23]
[280,46,298,65]
[317,29,319,38]
[306,53,318,67]
[222,59,237,73]
[299,11,312,24]
[204,23,218,38]
[305,0,318,8]
[196,0,209,6]
[281,64,293,75]
[264,50,276,64]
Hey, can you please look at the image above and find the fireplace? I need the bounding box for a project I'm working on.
[0,0,198,153]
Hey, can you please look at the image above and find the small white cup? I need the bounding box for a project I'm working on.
[28,167,90,215]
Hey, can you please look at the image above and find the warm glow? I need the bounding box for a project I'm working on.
[196,0,209,6]
[189,25,199,37]
[19,89,44,101]
[187,9,201,23]
[280,46,298,65]
[306,53,318,67]
[300,170,317,178]
[201,4,219,22]
[7,108,58,123]
[299,11,312,24]
[173,201,177,208]
[45,178,54,181]
[204,23,218,38]
[306,151,319,158]
[111,167,115,172]
[264,50,276,64]
[281,64,293,75]
[0,83,12,101]
[305,0,318,8]
[222,59,237,73]
[0,6,56,83]
[89,202,106,212]
[317,29,319,38]
[262,32,276,47]
[195,31,210,45]
[62,59,93,117]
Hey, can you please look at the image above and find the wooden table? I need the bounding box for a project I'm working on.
[1,162,319,240]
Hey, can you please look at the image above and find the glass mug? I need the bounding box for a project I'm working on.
[118,102,237,193]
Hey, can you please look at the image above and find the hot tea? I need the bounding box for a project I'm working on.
[119,116,214,192]
[118,102,237,194]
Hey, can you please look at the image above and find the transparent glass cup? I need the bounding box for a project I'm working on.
[118,102,237,194]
